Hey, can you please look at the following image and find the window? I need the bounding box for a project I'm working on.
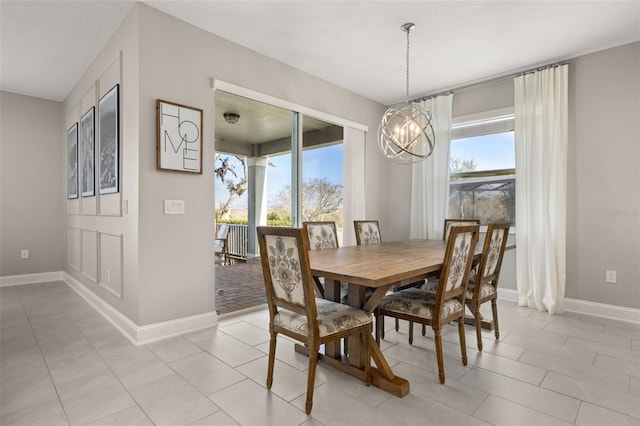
[449,109,515,226]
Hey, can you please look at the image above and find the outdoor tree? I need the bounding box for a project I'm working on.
[271,178,343,222]
[449,157,478,174]
[448,156,478,219]
[214,154,247,221]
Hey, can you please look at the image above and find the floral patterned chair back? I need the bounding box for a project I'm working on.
[354,220,382,246]
[476,223,510,284]
[257,227,316,314]
[436,225,480,300]
[443,218,480,240]
[303,221,339,251]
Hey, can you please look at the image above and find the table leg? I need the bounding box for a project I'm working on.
[324,278,343,359]
[347,285,366,367]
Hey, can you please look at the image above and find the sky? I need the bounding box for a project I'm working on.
[450,131,515,171]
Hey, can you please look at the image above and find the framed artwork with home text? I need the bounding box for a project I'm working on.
[156,100,203,174]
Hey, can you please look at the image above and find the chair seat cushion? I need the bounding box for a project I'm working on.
[274,299,372,338]
[378,289,463,321]
[465,282,496,300]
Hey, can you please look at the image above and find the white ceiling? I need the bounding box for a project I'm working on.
[1,1,639,105]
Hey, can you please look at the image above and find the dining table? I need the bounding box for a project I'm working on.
[301,238,486,397]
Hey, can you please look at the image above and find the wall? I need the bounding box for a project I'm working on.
[567,42,640,309]
[0,92,65,276]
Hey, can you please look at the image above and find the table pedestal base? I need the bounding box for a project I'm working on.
[294,343,409,398]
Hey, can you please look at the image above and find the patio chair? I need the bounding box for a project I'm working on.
[465,222,510,350]
[375,224,479,384]
[257,226,372,414]
[214,224,230,265]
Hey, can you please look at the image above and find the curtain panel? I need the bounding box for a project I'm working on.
[514,65,568,314]
[409,94,454,240]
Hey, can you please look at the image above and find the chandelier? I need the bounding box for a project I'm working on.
[378,23,435,164]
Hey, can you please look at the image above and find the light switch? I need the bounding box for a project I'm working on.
[164,200,185,215]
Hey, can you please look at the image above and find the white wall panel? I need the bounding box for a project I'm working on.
[81,229,98,283]
[99,232,123,298]
[67,227,81,271]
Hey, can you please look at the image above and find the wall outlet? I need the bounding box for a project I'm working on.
[605,270,617,284]
[20,249,29,259]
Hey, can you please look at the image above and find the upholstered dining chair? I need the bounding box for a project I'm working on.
[353,220,382,246]
[302,221,339,298]
[465,222,510,351]
[443,218,481,240]
[257,226,372,414]
[375,224,480,384]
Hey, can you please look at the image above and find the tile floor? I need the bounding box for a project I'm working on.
[1,281,639,426]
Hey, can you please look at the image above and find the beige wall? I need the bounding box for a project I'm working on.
[567,42,640,309]
[0,91,65,276]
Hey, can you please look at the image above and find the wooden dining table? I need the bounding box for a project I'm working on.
[302,239,485,397]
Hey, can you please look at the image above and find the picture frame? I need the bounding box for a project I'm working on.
[80,107,95,197]
[157,99,203,174]
[98,84,119,195]
[67,123,79,199]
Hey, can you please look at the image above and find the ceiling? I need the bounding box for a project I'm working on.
[2,1,639,106]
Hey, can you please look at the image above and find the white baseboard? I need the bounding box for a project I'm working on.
[498,288,640,325]
[63,273,218,345]
[563,297,640,325]
[0,271,65,287]
[498,288,519,303]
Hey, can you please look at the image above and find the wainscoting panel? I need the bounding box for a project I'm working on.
[98,232,123,298]
[81,229,98,283]
[67,227,81,271]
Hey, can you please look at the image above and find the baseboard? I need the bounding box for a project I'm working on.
[497,288,519,303]
[0,271,65,287]
[563,297,640,325]
[63,273,217,345]
[498,287,640,325]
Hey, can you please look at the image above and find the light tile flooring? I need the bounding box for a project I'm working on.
[2,281,639,426]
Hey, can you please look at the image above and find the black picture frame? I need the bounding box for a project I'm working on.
[98,84,119,195]
[80,107,95,197]
[67,123,79,199]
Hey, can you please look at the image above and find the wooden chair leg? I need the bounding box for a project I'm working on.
[408,321,414,345]
[458,317,468,366]
[267,332,277,388]
[305,348,318,414]
[375,311,382,344]
[395,318,399,331]
[379,314,385,341]
[422,324,426,336]
[491,299,500,340]
[434,327,445,384]
[474,304,483,351]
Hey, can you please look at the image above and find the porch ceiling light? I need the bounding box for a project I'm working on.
[378,23,435,164]
[223,112,240,124]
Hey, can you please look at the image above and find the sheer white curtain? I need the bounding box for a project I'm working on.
[410,94,454,239]
[514,65,568,313]
[342,126,366,247]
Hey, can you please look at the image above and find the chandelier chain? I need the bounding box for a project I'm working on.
[405,26,410,102]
